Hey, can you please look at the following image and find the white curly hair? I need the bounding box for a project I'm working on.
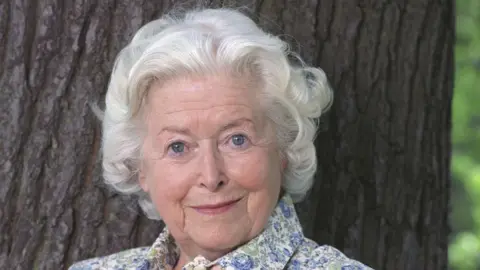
[100,8,333,220]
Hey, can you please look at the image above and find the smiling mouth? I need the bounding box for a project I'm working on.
[192,198,242,215]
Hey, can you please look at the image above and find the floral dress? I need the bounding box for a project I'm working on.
[69,195,373,270]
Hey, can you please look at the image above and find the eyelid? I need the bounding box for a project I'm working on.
[164,133,191,147]
[222,125,252,138]
[165,139,190,156]
[222,131,247,143]
[226,133,251,149]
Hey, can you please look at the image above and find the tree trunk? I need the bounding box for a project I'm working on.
[0,0,453,269]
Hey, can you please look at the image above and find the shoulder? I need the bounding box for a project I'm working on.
[288,238,374,269]
[68,247,150,270]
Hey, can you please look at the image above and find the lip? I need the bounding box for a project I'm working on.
[192,198,242,215]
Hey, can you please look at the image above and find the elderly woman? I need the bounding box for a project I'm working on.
[70,8,372,270]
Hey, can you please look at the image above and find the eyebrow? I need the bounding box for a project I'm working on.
[218,118,255,133]
[157,117,255,137]
[158,126,192,137]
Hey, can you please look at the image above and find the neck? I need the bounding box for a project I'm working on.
[173,244,233,270]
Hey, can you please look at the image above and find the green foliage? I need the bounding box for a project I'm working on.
[449,1,480,269]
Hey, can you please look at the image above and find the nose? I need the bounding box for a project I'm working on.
[198,142,225,191]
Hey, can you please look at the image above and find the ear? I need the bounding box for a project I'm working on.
[138,163,149,192]
[281,157,288,171]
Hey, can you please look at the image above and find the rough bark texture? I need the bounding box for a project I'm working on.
[0,0,453,269]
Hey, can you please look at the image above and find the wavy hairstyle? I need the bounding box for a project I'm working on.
[101,8,333,219]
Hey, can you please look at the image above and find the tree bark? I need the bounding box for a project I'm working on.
[0,0,453,269]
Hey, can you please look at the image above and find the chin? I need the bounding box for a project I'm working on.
[194,227,250,253]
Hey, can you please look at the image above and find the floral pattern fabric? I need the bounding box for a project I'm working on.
[69,195,373,270]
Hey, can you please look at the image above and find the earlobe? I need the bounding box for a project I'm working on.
[282,158,288,171]
[138,168,149,192]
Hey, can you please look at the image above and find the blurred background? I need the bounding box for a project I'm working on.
[449,0,480,269]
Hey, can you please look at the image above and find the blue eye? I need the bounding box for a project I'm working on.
[169,142,185,153]
[231,134,246,146]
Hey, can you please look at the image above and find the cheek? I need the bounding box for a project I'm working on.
[225,149,281,190]
[144,159,193,205]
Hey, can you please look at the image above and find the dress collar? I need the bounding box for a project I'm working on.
[142,194,304,270]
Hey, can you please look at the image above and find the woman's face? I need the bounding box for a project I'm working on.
[139,74,283,259]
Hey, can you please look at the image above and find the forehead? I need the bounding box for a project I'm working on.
[145,74,261,118]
